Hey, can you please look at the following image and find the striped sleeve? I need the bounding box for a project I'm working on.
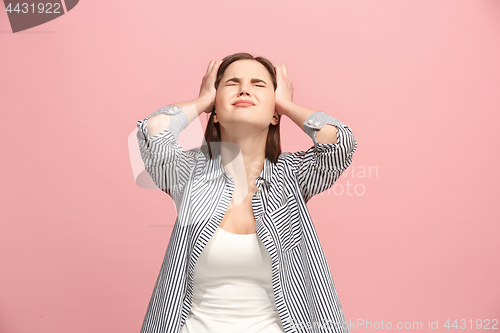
[136,105,198,201]
[292,111,357,203]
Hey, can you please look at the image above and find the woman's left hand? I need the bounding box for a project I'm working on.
[273,64,294,115]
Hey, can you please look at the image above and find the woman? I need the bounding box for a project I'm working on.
[136,52,357,333]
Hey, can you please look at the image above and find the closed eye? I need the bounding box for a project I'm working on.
[227,84,266,88]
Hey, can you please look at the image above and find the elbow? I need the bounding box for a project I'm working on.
[315,124,338,144]
[146,114,171,138]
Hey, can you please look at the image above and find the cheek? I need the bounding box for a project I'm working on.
[215,91,230,110]
[263,91,275,104]
[216,90,227,101]
[215,91,223,105]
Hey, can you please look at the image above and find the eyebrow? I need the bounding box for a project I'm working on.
[225,77,267,85]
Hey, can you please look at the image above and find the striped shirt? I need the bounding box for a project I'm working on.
[136,105,357,333]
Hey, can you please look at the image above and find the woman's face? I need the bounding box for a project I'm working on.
[214,59,278,133]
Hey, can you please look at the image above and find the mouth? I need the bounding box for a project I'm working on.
[233,102,255,107]
[233,99,256,107]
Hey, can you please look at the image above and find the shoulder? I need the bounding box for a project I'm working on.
[277,150,309,173]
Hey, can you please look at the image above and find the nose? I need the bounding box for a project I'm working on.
[237,82,251,96]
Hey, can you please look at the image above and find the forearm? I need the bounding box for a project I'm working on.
[280,100,338,144]
[173,95,213,123]
[146,96,213,138]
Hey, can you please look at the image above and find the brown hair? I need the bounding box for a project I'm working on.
[201,52,282,164]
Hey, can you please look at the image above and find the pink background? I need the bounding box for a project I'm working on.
[1,0,499,332]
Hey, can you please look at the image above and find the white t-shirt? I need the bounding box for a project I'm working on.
[180,225,285,333]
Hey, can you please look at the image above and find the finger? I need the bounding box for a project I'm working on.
[282,65,288,78]
[210,60,217,73]
[206,60,215,75]
[212,60,223,73]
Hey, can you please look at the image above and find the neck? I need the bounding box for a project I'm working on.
[219,127,267,207]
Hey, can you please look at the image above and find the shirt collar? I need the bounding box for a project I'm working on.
[203,153,273,185]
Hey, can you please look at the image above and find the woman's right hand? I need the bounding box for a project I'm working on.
[198,60,223,113]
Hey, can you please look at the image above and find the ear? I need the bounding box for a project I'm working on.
[213,112,218,123]
[271,110,279,126]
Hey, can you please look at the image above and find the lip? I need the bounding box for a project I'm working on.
[233,99,255,107]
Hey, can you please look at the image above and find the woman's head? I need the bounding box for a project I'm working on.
[203,52,282,163]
